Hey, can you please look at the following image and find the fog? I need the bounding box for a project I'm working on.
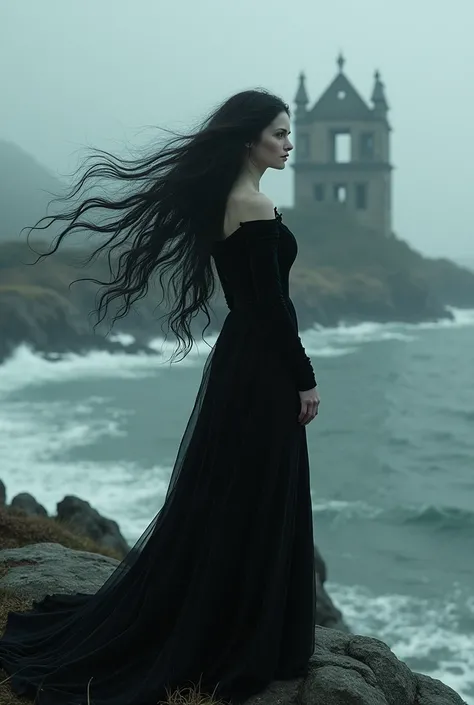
[1,0,473,259]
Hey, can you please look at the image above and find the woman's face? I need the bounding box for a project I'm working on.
[251,111,294,171]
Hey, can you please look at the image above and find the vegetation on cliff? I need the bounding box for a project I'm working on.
[283,207,474,325]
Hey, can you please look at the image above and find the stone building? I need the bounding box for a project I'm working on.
[293,54,392,236]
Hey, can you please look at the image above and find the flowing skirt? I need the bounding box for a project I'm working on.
[0,311,316,705]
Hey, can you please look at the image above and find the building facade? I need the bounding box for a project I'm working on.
[293,54,392,236]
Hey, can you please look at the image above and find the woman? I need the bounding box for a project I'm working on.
[0,89,320,705]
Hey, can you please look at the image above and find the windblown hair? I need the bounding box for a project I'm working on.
[26,89,290,361]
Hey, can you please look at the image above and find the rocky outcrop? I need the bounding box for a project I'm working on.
[0,273,162,365]
[0,543,467,705]
[10,492,48,517]
[56,495,130,557]
[315,543,349,632]
[0,542,118,600]
[290,263,454,330]
[304,626,467,705]
[282,206,474,329]
[1,481,130,559]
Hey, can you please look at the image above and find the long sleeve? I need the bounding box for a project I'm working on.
[246,223,316,391]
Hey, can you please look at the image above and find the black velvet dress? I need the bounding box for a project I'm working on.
[0,210,317,705]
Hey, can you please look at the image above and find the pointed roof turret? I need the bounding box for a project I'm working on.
[371,70,389,118]
[294,71,309,109]
[336,52,346,73]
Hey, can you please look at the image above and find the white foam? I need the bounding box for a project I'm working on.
[0,396,171,543]
[147,334,217,365]
[0,343,176,396]
[108,332,136,346]
[416,306,474,329]
[3,307,474,390]
[313,498,383,521]
[298,307,474,358]
[304,320,416,346]
[328,581,474,704]
[304,307,474,341]
[301,320,414,358]
[306,345,357,357]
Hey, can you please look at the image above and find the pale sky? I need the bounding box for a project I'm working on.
[1,0,473,259]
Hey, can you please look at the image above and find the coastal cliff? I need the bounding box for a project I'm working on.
[1,139,474,362]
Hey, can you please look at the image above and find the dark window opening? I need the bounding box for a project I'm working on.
[333,184,347,204]
[314,184,325,201]
[360,132,374,160]
[355,183,368,209]
[331,131,351,162]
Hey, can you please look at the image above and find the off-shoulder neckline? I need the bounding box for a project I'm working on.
[216,208,282,245]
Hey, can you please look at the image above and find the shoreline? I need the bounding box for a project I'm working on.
[0,304,462,367]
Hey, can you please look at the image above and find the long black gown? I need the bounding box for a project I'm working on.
[0,209,317,705]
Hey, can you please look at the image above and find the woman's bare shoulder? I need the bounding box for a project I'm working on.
[237,193,275,221]
[223,192,275,238]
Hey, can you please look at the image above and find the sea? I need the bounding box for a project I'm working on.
[1,308,474,702]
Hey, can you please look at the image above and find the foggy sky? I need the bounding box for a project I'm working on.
[1,0,473,259]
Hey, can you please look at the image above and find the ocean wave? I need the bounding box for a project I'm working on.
[2,308,474,386]
[108,332,137,347]
[398,504,474,532]
[417,306,474,329]
[306,345,357,357]
[300,307,474,358]
[115,308,474,356]
[312,498,384,520]
[0,334,219,394]
[327,581,474,704]
[0,396,171,543]
[313,497,474,534]
[0,344,170,396]
[303,306,474,341]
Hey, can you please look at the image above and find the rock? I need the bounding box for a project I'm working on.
[56,495,130,558]
[0,544,467,704]
[10,492,48,517]
[242,679,302,704]
[0,542,118,600]
[305,625,468,705]
[0,278,160,366]
[315,544,350,632]
[314,543,327,582]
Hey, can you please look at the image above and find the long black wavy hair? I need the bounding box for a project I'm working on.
[26,89,289,361]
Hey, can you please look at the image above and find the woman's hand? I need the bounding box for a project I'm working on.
[298,386,320,425]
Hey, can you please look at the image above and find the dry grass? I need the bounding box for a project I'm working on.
[0,507,226,705]
[158,683,229,705]
[0,506,124,559]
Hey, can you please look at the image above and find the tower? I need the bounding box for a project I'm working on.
[293,54,392,236]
